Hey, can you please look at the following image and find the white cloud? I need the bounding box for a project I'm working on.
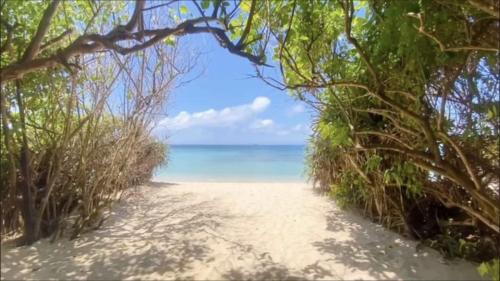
[250,121,311,137]
[292,123,307,131]
[251,97,271,111]
[251,119,275,129]
[158,96,271,131]
[274,123,311,136]
[289,104,305,115]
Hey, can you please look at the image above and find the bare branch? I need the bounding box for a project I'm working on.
[438,131,483,190]
[142,0,176,12]
[123,0,146,32]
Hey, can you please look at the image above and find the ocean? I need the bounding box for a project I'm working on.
[153,145,307,182]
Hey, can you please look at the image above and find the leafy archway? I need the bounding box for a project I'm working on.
[1,2,498,273]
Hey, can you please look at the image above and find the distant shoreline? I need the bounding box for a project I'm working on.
[155,145,307,183]
[151,178,309,184]
[167,144,306,146]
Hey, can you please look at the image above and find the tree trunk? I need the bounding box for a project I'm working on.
[15,80,38,245]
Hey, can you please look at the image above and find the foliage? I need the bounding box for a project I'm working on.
[0,0,269,83]
[478,259,500,281]
[0,0,263,244]
[265,0,499,264]
[0,13,192,242]
[1,1,499,271]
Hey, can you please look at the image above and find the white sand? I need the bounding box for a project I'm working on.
[1,182,484,280]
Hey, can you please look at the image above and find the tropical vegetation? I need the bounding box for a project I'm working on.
[1,0,498,277]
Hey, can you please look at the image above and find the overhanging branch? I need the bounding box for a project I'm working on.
[0,0,266,84]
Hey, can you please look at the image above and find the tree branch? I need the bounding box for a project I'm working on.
[21,0,61,62]
[236,0,257,48]
[0,19,15,54]
[437,131,483,190]
[40,29,73,52]
[468,0,500,19]
[354,130,414,150]
[142,0,176,12]
[123,0,146,32]
[352,108,420,137]
[341,0,380,86]
[409,12,499,52]
[0,5,266,84]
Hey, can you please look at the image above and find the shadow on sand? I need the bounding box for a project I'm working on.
[2,185,220,279]
[1,183,483,280]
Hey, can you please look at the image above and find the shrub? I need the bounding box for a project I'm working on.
[478,259,500,281]
[0,41,190,244]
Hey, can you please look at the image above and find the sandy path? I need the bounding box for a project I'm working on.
[1,182,483,280]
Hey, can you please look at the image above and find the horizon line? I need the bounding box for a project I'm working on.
[168,143,306,146]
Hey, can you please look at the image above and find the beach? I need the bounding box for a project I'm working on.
[1,181,483,280]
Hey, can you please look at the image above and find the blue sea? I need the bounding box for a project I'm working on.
[154,145,307,182]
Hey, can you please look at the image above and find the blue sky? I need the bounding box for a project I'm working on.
[152,34,313,145]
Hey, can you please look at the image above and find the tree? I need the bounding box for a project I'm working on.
[0,0,269,83]
[259,0,499,239]
[2,0,270,244]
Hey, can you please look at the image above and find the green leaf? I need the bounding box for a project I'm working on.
[477,259,499,281]
[180,5,189,14]
[201,0,210,9]
[365,155,382,172]
[299,35,309,41]
[241,0,251,12]
[163,35,176,46]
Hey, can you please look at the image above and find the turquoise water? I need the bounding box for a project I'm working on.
[154,145,307,182]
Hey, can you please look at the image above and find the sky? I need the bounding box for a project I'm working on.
[152,34,313,145]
